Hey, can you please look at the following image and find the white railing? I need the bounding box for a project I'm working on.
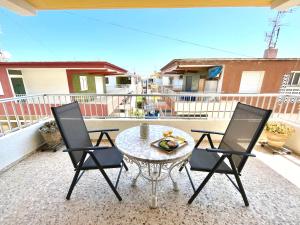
[0,93,299,136]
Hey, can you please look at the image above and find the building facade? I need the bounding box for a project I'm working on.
[160,58,300,94]
[0,61,128,98]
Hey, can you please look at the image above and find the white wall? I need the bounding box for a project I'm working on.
[21,68,70,94]
[0,121,45,171]
[107,76,117,86]
[162,77,170,86]
[278,120,300,155]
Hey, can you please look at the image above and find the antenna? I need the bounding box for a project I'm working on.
[263,10,292,58]
[265,10,293,49]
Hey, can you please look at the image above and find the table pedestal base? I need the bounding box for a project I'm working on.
[127,157,187,208]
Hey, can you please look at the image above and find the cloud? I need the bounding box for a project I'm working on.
[0,50,12,61]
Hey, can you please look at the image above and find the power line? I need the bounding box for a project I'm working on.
[64,11,254,58]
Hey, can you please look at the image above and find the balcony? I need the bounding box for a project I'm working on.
[0,93,300,224]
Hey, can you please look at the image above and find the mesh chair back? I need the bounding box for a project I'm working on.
[51,102,92,167]
[219,103,271,172]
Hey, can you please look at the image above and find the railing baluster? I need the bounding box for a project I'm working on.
[19,100,26,126]
[206,96,209,119]
[11,101,21,129]
[118,95,120,118]
[38,96,43,119]
[277,96,284,118]
[267,96,272,110]
[89,96,92,118]
[2,102,12,132]
[217,96,221,119]
[212,98,216,119]
[223,96,228,118]
[43,95,48,117]
[32,97,39,121]
[262,96,266,109]
[59,95,62,106]
[26,99,33,124]
[83,96,87,117]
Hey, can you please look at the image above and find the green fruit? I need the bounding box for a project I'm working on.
[159,141,169,149]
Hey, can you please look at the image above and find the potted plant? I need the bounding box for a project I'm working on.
[265,121,295,148]
[39,121,62,151]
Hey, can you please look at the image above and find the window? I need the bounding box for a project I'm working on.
[239,71,264,94]
[79,76,88,91]
[288,72,300,86]
[11,77,26,95]
[0,81,4,95]
[105,77,109,84]
[8,69,22,75]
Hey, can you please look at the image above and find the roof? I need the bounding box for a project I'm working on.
[2,0,300,16]
[0,61,127,74]
[161,57,300,73]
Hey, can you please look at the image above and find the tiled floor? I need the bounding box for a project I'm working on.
[0,145,300,225]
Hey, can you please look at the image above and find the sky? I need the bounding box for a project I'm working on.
[0,7,299,76]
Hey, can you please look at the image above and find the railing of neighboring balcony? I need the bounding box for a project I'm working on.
[0,93,299,136]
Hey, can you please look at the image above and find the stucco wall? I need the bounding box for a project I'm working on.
[0,66,14,98]
[0,121,45,171]
[21,68,69,94]
[72,74,96,93]
[107,76,116,86]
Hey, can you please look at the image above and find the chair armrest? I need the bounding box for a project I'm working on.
[191,129,225,135]
[88,128,119,133]
[63,146,109,152]
[206,148,256,157]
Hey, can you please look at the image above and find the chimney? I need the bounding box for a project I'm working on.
[263,48,278,58]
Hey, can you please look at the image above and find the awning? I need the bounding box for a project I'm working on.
[208,66,222,78]
[1,0,300,16]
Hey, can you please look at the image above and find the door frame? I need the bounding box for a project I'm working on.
[95,76,104,94]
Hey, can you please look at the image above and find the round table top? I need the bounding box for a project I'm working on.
[115,125,195,163]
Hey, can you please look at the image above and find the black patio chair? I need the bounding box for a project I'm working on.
[180,102,272,206]
[51,102,128,201]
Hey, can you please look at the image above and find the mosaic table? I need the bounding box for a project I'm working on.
[115,125,194,208]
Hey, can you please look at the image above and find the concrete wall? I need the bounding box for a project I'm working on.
[278,120,300,155]
[0,121,45,171]
[22,68,69,94]
[1,118,298,172]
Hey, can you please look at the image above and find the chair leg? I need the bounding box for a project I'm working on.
[66,169,81,200]
[228,157,249,207]
[115,164,123,189]
[179,160,188,172]
[188,155,226,204]
[66,153,87,200]
[89,153,122,201]
[185,165,196,192]
[122,160,129,171]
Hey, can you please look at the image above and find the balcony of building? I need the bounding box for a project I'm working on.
[0,92,299,225]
